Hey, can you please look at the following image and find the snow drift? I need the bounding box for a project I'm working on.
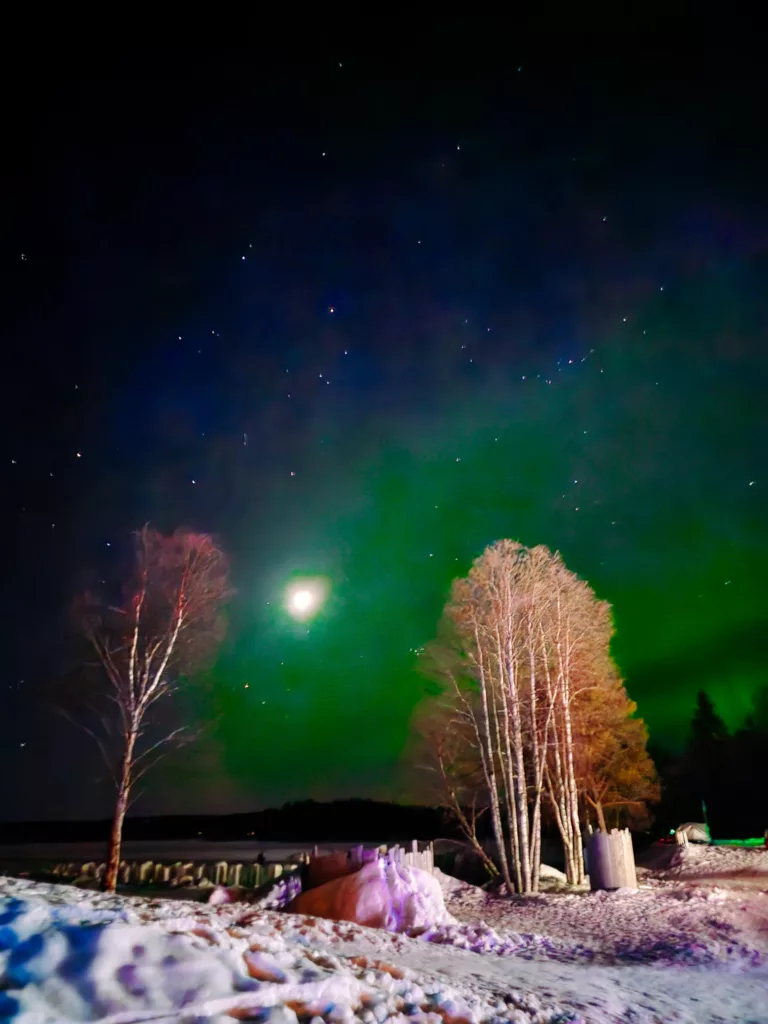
[0,878,573,1024]
[287,859,453,932]
[2,871,767,1024]
[639,841,768,879]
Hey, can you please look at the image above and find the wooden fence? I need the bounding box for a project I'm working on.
[9,840,435,892]
[392,839,435,874]
[44,858,292,889]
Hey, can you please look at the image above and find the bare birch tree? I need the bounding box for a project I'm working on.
[537,556,615,883]
[424,542,553,892]
[409,684,500,880]
[414,539,632,892]
[70,525,231,891]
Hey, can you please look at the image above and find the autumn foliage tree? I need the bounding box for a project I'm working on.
[572,677,659,831]
[412,540,657,893]
[70,526,231,891]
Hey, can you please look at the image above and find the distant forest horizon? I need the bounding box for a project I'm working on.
[0,799,455,845]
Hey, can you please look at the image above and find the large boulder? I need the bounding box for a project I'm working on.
[286,858,453,932]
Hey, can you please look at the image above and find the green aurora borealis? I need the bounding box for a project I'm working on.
[197,268,766,810]
[6,47,768,821]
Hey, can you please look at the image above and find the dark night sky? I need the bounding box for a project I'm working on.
[2,21,767,820]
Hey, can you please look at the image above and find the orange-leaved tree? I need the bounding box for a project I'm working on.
[573,675,659,832]
[72,525,232,891]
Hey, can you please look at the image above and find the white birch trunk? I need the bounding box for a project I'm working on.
[474,624,514,894]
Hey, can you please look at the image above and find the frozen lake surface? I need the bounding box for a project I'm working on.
[0,838,367,862]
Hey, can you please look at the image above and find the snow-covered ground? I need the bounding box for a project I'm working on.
[2,852,767,1024]
[637,840,768,881]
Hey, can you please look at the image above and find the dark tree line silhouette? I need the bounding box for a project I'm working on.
[652,687,768,838]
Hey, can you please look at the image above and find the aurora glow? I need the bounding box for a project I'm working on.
[2,36,766,820]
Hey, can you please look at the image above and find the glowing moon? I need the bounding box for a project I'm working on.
[285,578,328,620]
[291,589,313,613]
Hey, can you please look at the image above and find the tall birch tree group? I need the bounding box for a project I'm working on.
[415,540,657,893]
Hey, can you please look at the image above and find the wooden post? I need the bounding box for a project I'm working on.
[587,828,637,891]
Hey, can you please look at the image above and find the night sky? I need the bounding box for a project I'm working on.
[3,24,767,821]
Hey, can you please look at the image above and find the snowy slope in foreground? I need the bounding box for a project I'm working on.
[2,875,767,1024]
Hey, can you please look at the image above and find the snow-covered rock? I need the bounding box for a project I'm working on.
[287,860,454,932]
[539,864,568,882]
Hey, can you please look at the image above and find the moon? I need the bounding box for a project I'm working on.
[290,589,314,613]
[285,578,328,620]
